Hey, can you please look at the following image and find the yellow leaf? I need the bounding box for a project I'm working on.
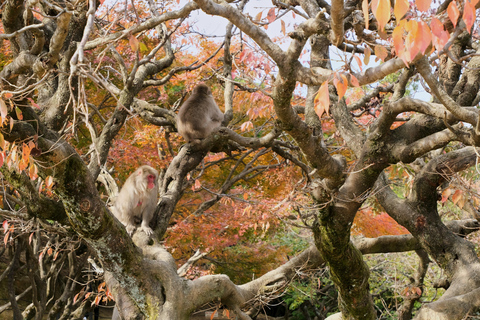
[394,0,409,21]
[362,0,370,30]
[373,0,391,31]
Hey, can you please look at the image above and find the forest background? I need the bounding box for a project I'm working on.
[1,0,480,319]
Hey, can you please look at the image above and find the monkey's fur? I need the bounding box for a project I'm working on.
[111,165,158,236]
[177,84,224,143]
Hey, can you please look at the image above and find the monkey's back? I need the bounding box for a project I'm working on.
[177,86,224,142]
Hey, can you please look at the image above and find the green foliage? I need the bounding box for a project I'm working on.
[283,268,337,320]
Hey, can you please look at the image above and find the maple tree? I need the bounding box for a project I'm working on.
[1,0,480,319]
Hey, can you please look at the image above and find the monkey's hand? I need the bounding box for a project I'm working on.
[141,226,154,236]
[126,224,136,236]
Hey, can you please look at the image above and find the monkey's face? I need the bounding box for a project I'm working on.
[147,174,156,189]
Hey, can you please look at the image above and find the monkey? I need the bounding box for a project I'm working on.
[176,83,224,143]
[111,165,158,236]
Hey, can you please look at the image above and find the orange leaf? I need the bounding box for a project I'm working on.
[2,220,8,233]
[3,92,12,99]
[353,55,363,70]
[394,0,409,21]
[45,176,54,189]
[451,189,463,204]
[417,21,432,55]
[441,188,452,203]
[372,0,391,31]
[266,8,276,23]
[210,310,217,320]
[73,293,80,304]
[314,81,330,118]
[404,20,420,62]
[129,35,139,52]
[47,247,53,256]
[362,0,370,29]
[392,23,405,57]
[4,232,9,246]
[29,232,34,244]
[364,46,371,65]
[0,152,4,169]
[416,0,431,12]
[334,74,348,101]
[463,0,476,33]
[447,1,460,28]
[350,74,360,87]
[374,45,388,62]
[281,20,286,35]
[431,17,450,50]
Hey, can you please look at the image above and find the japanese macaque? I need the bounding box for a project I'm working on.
[111,165,159,236]
[177,83,224,143]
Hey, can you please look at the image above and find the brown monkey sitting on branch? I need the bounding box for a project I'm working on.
[111,165,158,236]
[177,83,224,143]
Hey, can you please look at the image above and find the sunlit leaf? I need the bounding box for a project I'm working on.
[447,1,460,28]
[416,0,431,12]
[372,0,391,31]
[394,0,409,21]
[314,81,330,118]
[431,17,450,50]
[29,163,38,180]
[463,0,476,33]
[2,220,8,233]
[45,176,54,189]
[362,0,370,29]
[417,21,432,55]
[255,11,262,22]
[392,23,405,57]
